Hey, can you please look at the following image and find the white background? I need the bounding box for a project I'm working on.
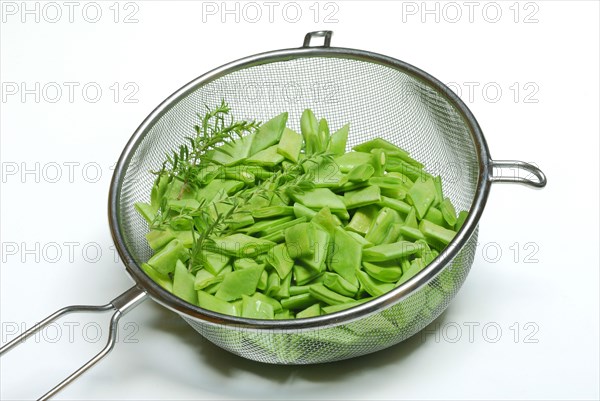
[1,1,599,400]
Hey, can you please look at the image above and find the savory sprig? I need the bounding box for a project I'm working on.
[156,100,261,191]
[188,199,239,273]
[193,100,261,162]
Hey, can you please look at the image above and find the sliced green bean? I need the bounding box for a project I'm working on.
[260,217,308,237]
[344,185,382,209]
[345,164,375,183]
[233,258,262,271]
[370,148,386,177]
[346,205,379,235]
[362,261,403,283]
[289,285,311,296]
[356,270,394,297]
[322,298,372,314]
[306,157,344,188]
[273,270,292,299]
[328,227,361,286]
[327,123,349,156]
[386,171,414,186]
[194,269,223,290]
[274,309,294,319]
[378,196,412,215]
[196,179,245,204]
[249,112,288,155]
[323,272,359,297]
[365,207,399,244]
[245,145,285,167]
[198,290,238,316]
[266,243,294,279]
[173,260,197,305]
[217,168,255,184]
[257,270,268,291]
[252,206,295,219]
[433,175,444,205]
[380,186,407,200]
[145,229,175,251]
[150,174,170,211]
[424,207,445,227]
[399,225,426,241]
[362,240,425,262]
[293,264,321,286]
[284,222,315,259]
[135,203,155,224]
[169,216,194,231]
[404,207,418,228]
[254,289,282,315]
[203,281,221,295]
[226,212,254,230]
[261,230,285,243]
[266,270,281,297]
[385,150,423,169]
[317,118,330,152]
[440,198,458,227]
[219,165,272,182]
[280,293,317,310]
[167,198,201,213]
[381,222,403,244]
[300,109,320,156]
[406,177,437,219]
[333,152,373,173]
[385,158,433,182]
[215,265,264,301]
[297,223,331,272]
[345,231,373,248]
[353,138,408,155]
[296,303,321,318]
[200,250,230,275]
[288,188,347,215]
[455,210,469,231]
[419,219,456,246]
[309,284,355,306]
[293,202,317,219]
[277,127,303,163]
[210,234,275,258]
[368,176,410,190]
[141,263,173,292]
[396,258,426,287]
[243,215,293,235]
[311,207,341,235]
[241,294,275,319]
[147,239,188,275]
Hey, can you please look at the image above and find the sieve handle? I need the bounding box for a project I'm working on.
[0,286,148,401]
[489,160,547,188]
[303,31,333,48]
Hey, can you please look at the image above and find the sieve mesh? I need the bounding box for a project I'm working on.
[116,54,481,363]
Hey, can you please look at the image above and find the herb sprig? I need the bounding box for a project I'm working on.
[156,100,261,191]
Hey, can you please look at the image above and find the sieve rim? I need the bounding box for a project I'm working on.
[108,43,492,330]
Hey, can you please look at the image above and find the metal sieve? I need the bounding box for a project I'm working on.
[0,31,547,400]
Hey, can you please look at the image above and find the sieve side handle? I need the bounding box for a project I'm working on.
[0,286,147,401]
[489,160,547,188]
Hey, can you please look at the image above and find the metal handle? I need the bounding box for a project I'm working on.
[303,31,333,48]
[489,160,547,188]
[0,286,148,400]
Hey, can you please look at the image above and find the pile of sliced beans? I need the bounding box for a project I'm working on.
[135,109,467,319]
